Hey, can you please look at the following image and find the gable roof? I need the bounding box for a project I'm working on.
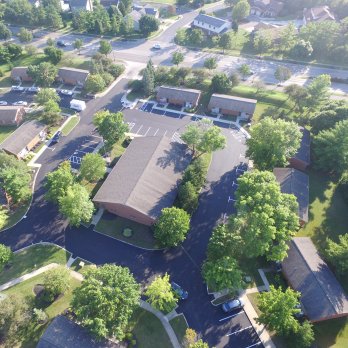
[293,127,310,165]
[282,237,348,322]
[128,9,142,21]
[208,94,257,114]
[58,67,90,83]
[304,6,335,22]
[194,14,229,28]
[157,86,201,104]
[69,0,92,9]
[250,0,284,13]
[0,120,46,155]
[93,136,191,219]
[273,168,309,222]
[37,315,120,348]
[11,66,30,80]
[0,106,23,124]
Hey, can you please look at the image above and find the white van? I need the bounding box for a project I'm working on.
[70,99,86,111]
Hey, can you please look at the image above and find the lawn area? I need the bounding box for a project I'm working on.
[169,314,188,345]
[70,257,95,274]
[58,55,91,70]
[129,307,172,348]
[0,197,31,232]
[127,89,146,101]
[238,256,267,288]
[2,271,81,348]
[0,244,70,285]
[0,125,16,142]
[95,212,159,249]
[61,115,80,136]
[314,318,348,348]
[109,138,129,166]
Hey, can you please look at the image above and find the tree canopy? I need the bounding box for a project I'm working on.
[43,266,70,301]
[172,51,184,65]
[35,88,60,105]
[325,234,348,275]
[139,14,160,35]
[0,244,12,271]
[232,0,250,23]
[27,62,58,87]
[99,40,112,56]
[44,46,63,64]
[79,153,106,182]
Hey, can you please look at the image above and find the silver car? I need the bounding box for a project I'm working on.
[222,298,245,313]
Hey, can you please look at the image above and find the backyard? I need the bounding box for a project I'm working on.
[0,125,16,142]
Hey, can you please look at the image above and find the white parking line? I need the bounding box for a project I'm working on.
[228,196,236,203]
[136,125,143,135]
[219,311,244,322]
[127,122,135,131]
[226,325,253,336]
[163,130,167,136]
[91,135,102,139]
[143,127,151,136]
[153,128,159,136]
[244,342,262,348]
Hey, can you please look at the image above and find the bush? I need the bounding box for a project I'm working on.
[182,157,208,189]
[129,79,143,92]
[178,181,199,214]
[101,72,114,86]
[108,64,125,78]
[33,308,48,324]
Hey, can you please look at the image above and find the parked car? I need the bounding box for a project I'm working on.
[51,131,62,144]
[152,43,161,50]
[28,86,41,93]
[221,298,245,313]
[0,101,8,105]
[12,101,28,106]
[171,282,188,300]
[294,303,305,319]
[11,85,25,92]
[60,89,73,96]
[56,40,68,47]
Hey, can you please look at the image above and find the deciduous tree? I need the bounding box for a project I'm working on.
[274,66,292,84]
[325,234,348,275]
[43,265,70,301]
[305,74,331,109]
[139,14,160,35]
[238,64,251,80]
[210,73,231,93]
[178,181,199,214]
[18,27,32,42]
[253,30,272,55]
[0,244,12,271]
[203,57,217,70]
[0,23,12,40]
[99,40,112,56]
[44,46,63,64]
[41,99,62,125]
[80,153,106,182]
[85,74,106,94]
[27,62,58,87]
[172,51,184,66]
[35,88,60,105]
[232,0,250,23]
[73,38,83,53]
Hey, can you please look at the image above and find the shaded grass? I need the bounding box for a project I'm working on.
[0,245,70,285]
[70,257,94,274]
[127,89,146,101]
[169,314,188,345]
[61,115,79,136]
[0,125,16,142]
[238,256,267,288]
[0,198,31,232]
[314,318,348,348]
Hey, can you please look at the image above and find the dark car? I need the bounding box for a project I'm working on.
[51,131,62,144]
[56,40,68,47]
[171,282,188,300]
[221,298,245,313]
[294,303,305,320]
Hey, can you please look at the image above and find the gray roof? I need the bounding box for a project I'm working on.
[94,136,191,219]
[208,94,257,114]
[0,106,23,124]
[293,127,310,165]
[273,168,309,222]
[128,9,142,21]
[11,66,30,79]
[37,315,120,348]
[69,0,91,9]
[282,237,348,322]
[157,86,201,104]
[0,120,46,155]
[58,67,89,83]
[194,14,229,28]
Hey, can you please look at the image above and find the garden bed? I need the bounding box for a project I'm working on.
[169,314,188,344]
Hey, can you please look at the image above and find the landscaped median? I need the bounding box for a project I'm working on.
[61,115,80,136]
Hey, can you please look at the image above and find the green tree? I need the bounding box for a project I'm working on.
[121,14,134,35]
[182,157,208,189]
[154,207,190,247]
[142,60,155,96]
[25,44,37,55]
[257,286,301,335]
[139,14,160,36]
[274,66,292,84]
[93,110,128,150]
[33,308,48,324]
[210,73,231,93]
[189,28,204,46]
[0,22,12,40]
[279,22,297,53]
[291,320,315,348]
[41,99,62,125]
[18,27,32,42]
[80,153,106,182]
[45,161,74,203]
[85,74,106,94]
[35,88,60,105]
[232,0,250,23]
[253,30,272,55]
[238,64,251,80]
[71,264,140,340]
[202,255,243,292]
[204,57,217,70]
[145,273,178,312]
[219,31,234,53]
[284,84,308,112]
[46,37,55,46]
[246,117,302,170]
[0,208,8,229]
[99,39,112,56]
[27,62,58,87]
[325,234,348,275]
[181,119,226,156]
[183,328,210,348]
[0,244,12,271]
[73,38,83,53]
[59,184,94,226]
[44,46,63,64]
[305,74,331,109]
[178,181,199,214]
[43,266,70,301]
[172,51,184,66]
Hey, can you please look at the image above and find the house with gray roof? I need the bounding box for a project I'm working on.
[193,14,230,35]
[0,106,25,126]
[282,237,348,322]
[289,127,310,172]
[11,67,32,83]
[156,86,201,108]
[250,0,284,18]
[57,67,90,87]
[273,167,309,225]
[303,6,336,25]
[0,120,47,159]
[37,315,121,348]
[208,94,257,120]
[69,0,93,11]
[127,10,142,31]
[93,135,191,226]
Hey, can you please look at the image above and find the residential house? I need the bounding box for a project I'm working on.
[100,0,120,8]
[303,6,336,25]
[282,237,348,322]
[249,0,284,18]
[69,0,93,12]
[127,10,142,31]
[0,106,25,126]
[57,67,90,87]
[273,168,309,225]
[93,133,191,226]
[134,4,159,18]
[208,94,257,120]
[192,14,230,35]
[37,315,120,348]
[289,127,310,172]
[156,86,201,108]
[0,120,47,159]
[10,67,32,83]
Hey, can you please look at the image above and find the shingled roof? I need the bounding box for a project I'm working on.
[293,127,310,165]
[282,237,348,322]
[10,67,30,81]
[93,136,191,220]
[194,14,229,28]
[208,94,257,114]
[58,67,90,84]
[273,168,309,223]
[157,86,201,105]
[0,106,23,125]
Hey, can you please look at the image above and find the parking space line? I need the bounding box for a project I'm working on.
[228,196,236,203]
[219,311,244,322]
[163,130,167,136]
[226,325,253,337]
[244,342,262,348]
[136,125,143,135]
[153,128,159,136]
[143,127,151,136]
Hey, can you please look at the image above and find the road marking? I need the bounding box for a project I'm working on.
[127,122,135,131]
[219,311,243,322]
[143,127,151,136]
[163,130,167,136]
[228,196,236,203]
[240,154,245,158]
[226,325,253,336]
[232,181,238,187]
[244,342,262,348]
[153,128,159,136]
[136,125,143,135]
[91,135,102,139]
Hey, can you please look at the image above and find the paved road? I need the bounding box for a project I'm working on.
[0,78,262,347]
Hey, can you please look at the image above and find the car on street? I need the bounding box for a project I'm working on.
[28,87,41,93]
[222,298,245,313]
[152,43,161,50]
[0,101,8,105]
[171,282,188,300]
[11,85,25,92]
[56,40,69,47]
[51,131,62,144]
[60,89,74,96]
[12,101,28,106]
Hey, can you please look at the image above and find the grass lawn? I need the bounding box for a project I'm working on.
[127,89,146,101]
[238,256,268,288]
[0,125,16,142]
[169,314,188,345]
[70,257,94,274]
[129,307,172,348]
[314,318,348,348]
[0,244,70,285]
[0,198,31,232]
[95,212,160,249]
[61,116,80,136]
[109,138,129,166]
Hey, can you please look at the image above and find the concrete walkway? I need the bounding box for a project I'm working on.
[91,208,104,226]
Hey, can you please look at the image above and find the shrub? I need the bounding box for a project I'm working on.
[108,64,125,78]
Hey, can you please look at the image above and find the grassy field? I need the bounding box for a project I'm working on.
[0,198,31,232]
[61,116,79,136]
[0,125,16,142]
[169,314,188,345]
[95,212,159,249]
[0,244,70,285]
[70,257,95,273]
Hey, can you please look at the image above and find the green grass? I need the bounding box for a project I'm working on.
[61,116,80,136]
[314,318,348,348]
[58,55,91,70]
[95,213,159,249]
[169,314,188,345]
[70,258,94,274]
[127,89,145,101]
[109,138,128,166]
[0,125,16,142]
[238,256,267,288]
[129,307,172,348]
[0,245,70,285]
[0,198,31,232]
[247,292,261,316]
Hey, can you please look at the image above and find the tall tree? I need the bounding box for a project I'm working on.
[284,84,308,112]
[274,66,292,84]
[325,234,348,275]
[79,153,106,182]
[172,51,184,66]
[210,73,231,93]
[99,40,112,56]
[0,22,12,40]
[85,74,106,94]
[35,88,60,105]
[44,46,63,64]
[305,74,331,109]
[219,31,235,53]
[27,62,58,87]
[139,14,159,36]
[246,117,302,170]
[142,60,155,96]
[232,0,250,23]
[71,264,140,340]
[0,244,12,272]
[43,266,70,301]
[279,22,297,53]
[18,27,32,42]
[253,30,272,55]
[41,99,62,125]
